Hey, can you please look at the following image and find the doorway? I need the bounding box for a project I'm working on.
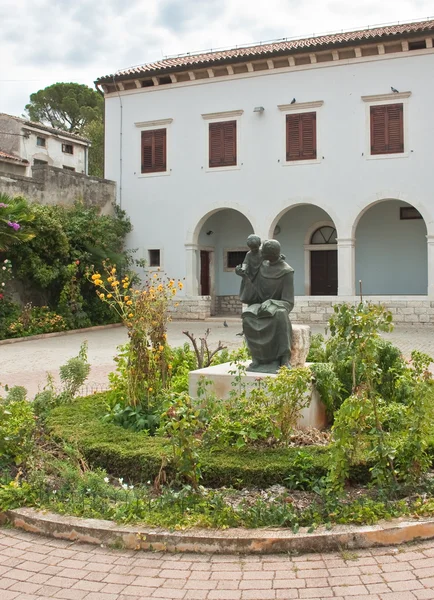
[200,250,210,295]
[310,250,338,295]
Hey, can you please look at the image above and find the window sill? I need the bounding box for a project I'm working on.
[282,158,322,166]
[205,164,241,173]
[138,171,170,178]
[365,152,409,160]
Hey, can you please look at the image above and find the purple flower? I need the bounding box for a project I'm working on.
[0,203,9,208]
[7,221,20,231]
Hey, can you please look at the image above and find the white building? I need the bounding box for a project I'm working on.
[97,18,434,323]
[0,114,90,176]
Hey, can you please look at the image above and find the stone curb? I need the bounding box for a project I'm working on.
[2,507,434,554]
[0,323,123,346]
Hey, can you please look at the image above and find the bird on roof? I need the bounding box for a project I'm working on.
[391,86,399,93]
[290,98,296,104]
[223,320,228,327]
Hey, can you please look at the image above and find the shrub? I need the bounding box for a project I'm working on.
[0,391,35,467]
[7,303,66,337]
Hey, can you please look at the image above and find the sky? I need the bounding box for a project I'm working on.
[1,0,433,117]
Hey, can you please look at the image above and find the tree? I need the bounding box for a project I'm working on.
[83,119,104,178]
[25,83,103,133]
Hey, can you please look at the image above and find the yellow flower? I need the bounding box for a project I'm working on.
[107,293,113,298]
[100,293,105,299]
[123,283,129,289]
[168,280,174,287]
[163,333,167,340]
[168,364,173,370]
[124,295,129,300]
[153,273,157,279]
[111,268,116,275]
[171,288,176,295]
[159,345,164,351]
[128,313,134,318]
[178,281,183,290]
[126,300,133,306]
[157,284,163,292]
[107,276,113,282]
[148,387,153,392]
[111,280,119,287]
[91,273,99,280]
[95,279,103,286]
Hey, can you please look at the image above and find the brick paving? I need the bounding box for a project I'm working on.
[1,527,434,599]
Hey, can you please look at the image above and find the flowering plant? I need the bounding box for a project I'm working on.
[88,262,183,407]
[0,194,35,251]
[0,259,13,296]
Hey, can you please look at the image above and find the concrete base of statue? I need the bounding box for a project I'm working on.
[188,362,327,431]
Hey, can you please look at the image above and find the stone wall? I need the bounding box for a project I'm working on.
[214,295,243,315]
[169,296,212,320]
[290,298,434,325]
[176,296,434,324]
[0,165,115,213]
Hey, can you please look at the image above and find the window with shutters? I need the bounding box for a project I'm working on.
[208,120,237,168]
[286,112,317,161]
[370,104,404,155]
[141,128,167,173]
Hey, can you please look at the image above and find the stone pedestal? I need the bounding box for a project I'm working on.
[188,361,327,430]
[290,324,311,367]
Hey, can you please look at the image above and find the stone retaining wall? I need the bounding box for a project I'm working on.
[173,296,434,323]
[214,294,243,315]
[169,295,212,320]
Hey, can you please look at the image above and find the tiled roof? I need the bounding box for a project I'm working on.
[0,113,90,144]
[96,18,434,84]
[0,150,29,164]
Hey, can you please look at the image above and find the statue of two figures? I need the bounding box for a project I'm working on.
[235,235,294,374]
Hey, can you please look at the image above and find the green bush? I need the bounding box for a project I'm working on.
[7,304,66,337]
[0,392,35,467]
[46,394,330,488]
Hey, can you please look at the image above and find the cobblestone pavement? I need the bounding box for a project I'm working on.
[1,527,434,599]
[2,321,434,397]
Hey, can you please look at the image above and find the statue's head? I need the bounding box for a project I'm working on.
[246,234,261,250]
[262,239,281,263]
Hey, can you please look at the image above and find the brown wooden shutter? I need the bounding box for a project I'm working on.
[141,128,166,173]
[370,104,403,155]
[286,112,317,161]
[209,121,236,167]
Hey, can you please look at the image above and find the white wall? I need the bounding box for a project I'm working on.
[105,51,434,296]
[20,130,87,174]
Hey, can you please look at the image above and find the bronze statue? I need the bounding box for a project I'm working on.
[236,239,294,373]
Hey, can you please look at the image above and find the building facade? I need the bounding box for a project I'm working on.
[98,19,434,323]
[0,114,90,176]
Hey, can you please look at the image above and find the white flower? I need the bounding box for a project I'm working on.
[104,477,109,483]
[122,483,128,490]
[1,282,4,286]
[118,477,123,484]
[129,485,134,490]
[2,266,5,270]
[52,490,57,494]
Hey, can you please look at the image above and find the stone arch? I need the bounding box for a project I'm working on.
[270,204,339,296]
[187,203,257,246]
[354,198,428,295]
[268,200,342,241]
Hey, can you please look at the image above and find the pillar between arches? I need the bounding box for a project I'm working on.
[427,235,434,298]
[185,243,199,296]
[336,237,355,296]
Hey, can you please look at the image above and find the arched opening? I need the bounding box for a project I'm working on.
[195,208,254,313]
[272,205,338,296]
[355,200,428,295]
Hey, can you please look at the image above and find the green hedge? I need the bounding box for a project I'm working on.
[46,394,330,488]
[48,394,434,489]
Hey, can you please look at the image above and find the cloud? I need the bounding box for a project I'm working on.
[1,0,433,116]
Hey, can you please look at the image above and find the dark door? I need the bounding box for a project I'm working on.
[200,251,210,295]
[311,250,338,295]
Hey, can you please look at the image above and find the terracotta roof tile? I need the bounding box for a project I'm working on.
[96,18,434,84]
[0,150,29,164]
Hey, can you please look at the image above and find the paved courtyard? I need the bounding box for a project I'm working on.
[1,526,434,600]
[1,320,434,398]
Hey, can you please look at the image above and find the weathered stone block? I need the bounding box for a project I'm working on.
[290,325,311,368]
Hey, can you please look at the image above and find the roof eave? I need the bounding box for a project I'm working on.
[95,26,434,86]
